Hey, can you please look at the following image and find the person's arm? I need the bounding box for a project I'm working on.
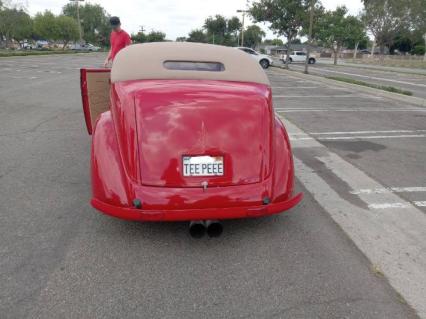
[104,48,112,67]
[125,32,132,47]
[104,33,113,67]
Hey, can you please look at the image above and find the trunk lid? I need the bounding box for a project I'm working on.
[132,80,272,187]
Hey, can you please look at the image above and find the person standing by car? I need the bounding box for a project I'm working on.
[103,16,132,67]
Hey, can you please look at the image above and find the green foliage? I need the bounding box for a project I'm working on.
[0,7,33,45]
[131,32,146,43]
[204,15,227,38]
[326,76,413,96]
[315,6,366,63]
[62,2,110,45]
[244,25,265,48]
[412,44,425,55]
[315,6,347,49]
[249,0,309,41]
[202,15,242,45]
[187,29,207,43]
[33,11,60,41]
[361,0,411,53]
[146,31,166,42]
[186,15,243,46]
[263,38,284,46]
[56,15,79,48]
[227,16,242,35]
[132,30,166,43]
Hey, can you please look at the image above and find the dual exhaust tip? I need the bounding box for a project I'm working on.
[189,220,223,238]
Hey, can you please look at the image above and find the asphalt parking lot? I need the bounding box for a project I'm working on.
[0,53,424,318]
[288,62,426,99]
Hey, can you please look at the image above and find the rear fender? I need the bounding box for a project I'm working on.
[91,111,133,207]
[271,116,295,202]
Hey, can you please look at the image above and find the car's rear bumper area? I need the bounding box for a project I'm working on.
[91,192,303,222]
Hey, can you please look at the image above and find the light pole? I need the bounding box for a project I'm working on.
[304,0,314,74]
[237,9,249,47]
[69,0,84,44]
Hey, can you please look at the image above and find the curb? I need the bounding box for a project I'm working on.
[271,66,426,107]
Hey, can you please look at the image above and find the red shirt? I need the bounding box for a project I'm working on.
[110,30,131,60]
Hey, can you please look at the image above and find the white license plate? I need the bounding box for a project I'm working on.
[182,155,224,177]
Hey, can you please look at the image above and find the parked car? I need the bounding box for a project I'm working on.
[236,47,274,69]
[70,43,101,52]
[281,51,316,64]
[35,40,49,49]
[20,41,35,50]
[80,42,303,238]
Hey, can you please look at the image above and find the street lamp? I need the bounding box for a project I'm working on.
[69,0,84,43]
[304,0,314,74]
[236,9,249,47]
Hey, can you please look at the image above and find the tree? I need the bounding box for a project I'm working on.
[315,6,362,65]
[63,3,110,45]
[146,30,166,42]
[244,25,265,48]
[344,16,367,58]
[56,15,79,49]
[187,29,207,43]
[33,11,59,41]
[407,0,425,59]
[204,15,227,40]
[250,0,309,68]
[131,31,146,43]
[0,4,33,47]
[263,38,284,46]
[132,30,166,43]
[228,16,242,34]
[361,0,410,56]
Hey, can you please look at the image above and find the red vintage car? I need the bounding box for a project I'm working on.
[80,42,302,238]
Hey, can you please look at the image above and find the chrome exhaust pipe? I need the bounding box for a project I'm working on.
[206,220,223,238]
[189,220,206,238]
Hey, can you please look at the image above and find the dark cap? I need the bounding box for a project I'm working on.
[110,16,121,26]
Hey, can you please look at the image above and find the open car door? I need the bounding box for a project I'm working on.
[80,68,111,134]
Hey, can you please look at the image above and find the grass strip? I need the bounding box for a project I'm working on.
[326,75,413,96]
[0,50,95,57]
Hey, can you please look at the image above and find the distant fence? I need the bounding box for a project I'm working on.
[361,55,424,61]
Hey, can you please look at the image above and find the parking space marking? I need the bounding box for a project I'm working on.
[290,134,426,141]
[351,187,426,195]
[369,202,426,209]
[276,108,426,113]
[274,94,355,98]
[272,86,318,89]
[290,129,426,135]
[283,118,426,318]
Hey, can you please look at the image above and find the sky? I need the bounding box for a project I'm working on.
[23,0,364,40]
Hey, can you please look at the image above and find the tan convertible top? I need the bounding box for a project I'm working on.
[111,42,270,85]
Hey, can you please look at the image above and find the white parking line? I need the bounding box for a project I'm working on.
[277,108,426,113]
[351,187,426,195]
[291,129,426,136]
[369,202,426,209]
[290,134,426,141]
[368,203,411,209]
[283,118,426,318]
[274,94,355,98]
[272,86,318,89]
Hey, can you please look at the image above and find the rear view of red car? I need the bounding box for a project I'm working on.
[80,42,302,238]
